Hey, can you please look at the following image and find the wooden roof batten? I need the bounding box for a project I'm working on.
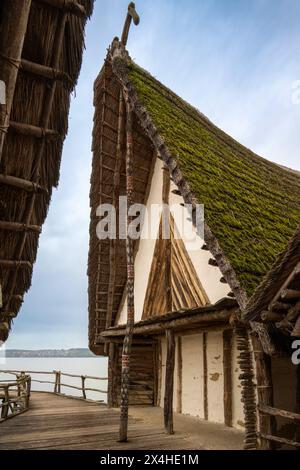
[0,0,94,340]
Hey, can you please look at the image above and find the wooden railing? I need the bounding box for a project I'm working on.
[0,373,31,422]
[258,404,300,449]
[0,370,107,403]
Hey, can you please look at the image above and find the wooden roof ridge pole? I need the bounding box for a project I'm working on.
[106,90,125,330]
[0,0,32,162]
[3,11,68,315]
[119,99,134,443]
[121,2,140,47]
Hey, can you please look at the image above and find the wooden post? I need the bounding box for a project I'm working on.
[1,386,9,419]
[251,332,275,449]
[119,102,135,443]
[81,376,86,400]
[162,165,172,312]
[108,343,116,407]
[164,329,175,434]
[203,332,208,420]
[157,340,162,407]
[223,329,233,427]
[296,365,300,444]
[176,336,182,414]
[236,326,258,450]
[0,0,32,161]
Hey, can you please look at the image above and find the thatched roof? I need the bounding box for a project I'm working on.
[88,42,300,354]
[0,0,94,342]
[243,226,300,324]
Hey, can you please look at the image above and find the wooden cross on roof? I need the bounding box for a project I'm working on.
[121,2,140,46]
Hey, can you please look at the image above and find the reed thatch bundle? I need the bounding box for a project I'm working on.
[0,0,94,342]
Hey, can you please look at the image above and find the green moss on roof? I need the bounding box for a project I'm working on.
[128,62,300,296]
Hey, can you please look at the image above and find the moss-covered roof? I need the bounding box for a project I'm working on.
[127,62,300,296]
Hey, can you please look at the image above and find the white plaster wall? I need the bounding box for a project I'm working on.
[169,182,230,304]
[181,334,205,418]
[207,331,224,423]
[232,332,245,429]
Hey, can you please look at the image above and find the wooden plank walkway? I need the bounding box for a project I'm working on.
[0,392,197,450]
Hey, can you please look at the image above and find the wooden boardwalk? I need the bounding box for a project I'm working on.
[0,392,197,450]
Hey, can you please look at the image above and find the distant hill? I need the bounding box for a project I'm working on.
[5,349,96,358]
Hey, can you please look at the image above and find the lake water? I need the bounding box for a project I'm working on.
[0,357,108,403]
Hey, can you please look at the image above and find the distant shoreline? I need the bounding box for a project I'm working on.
[3,349,96,358]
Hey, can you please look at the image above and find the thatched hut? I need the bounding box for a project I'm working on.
[0,0,94,342]
[243,226,300,449]
[88,40,300,448]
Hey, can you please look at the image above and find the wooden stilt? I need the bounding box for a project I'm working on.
[164,329,175,434]
[0,0,32,161]
[251,332,276,450]
[119,102,135,443]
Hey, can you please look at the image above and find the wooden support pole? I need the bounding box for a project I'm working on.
[0,0,32,161]
[203,332,208,420]
[119,103,135,443]
[176,336,182,414]
[223,329,233,427]
[164,329,175,434]
[108,342,116,408]
[81,376,86,400]
[106,90,125,329]
[162,165,172,312]
[251,333,276,450]
[236,326,258,450]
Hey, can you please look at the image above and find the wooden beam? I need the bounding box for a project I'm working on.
[0,221,41,233]
[269,262,300,310]
[223,329,233,427]
[258,404,300,422]
[251,333,276,450]
[260,310,285,323]
[0,0,32,161]
[20,59,72,84]
[259,433,300,449]
[164,329,175,434]
[0,260,32,269]
[176,336,182,414]
[9,121,59,139]
[203,332,208,420]
[0,174,47,193]
[101,309,233,338]
[281,289,300,301]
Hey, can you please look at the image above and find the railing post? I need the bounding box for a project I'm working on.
[1,386,9,419]
[54,370,61,394]
[81,376,86,400]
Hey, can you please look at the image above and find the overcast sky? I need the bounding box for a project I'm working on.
[5,0,300,349]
